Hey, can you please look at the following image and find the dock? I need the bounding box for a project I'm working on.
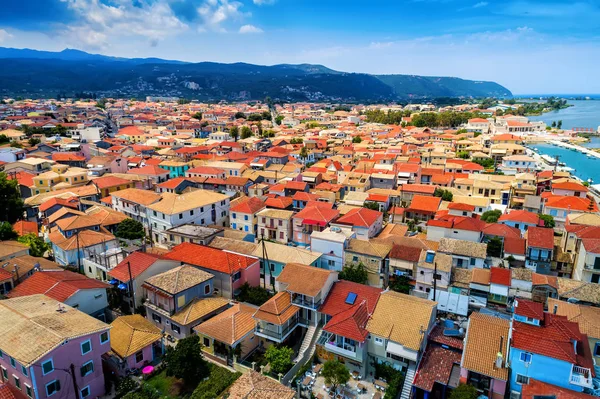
[549,140,600,159]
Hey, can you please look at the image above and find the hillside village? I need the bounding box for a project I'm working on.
[0,97,599,399]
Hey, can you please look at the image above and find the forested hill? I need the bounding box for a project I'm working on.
[0,47,512,101]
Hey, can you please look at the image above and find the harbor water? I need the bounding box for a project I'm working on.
[534,142,600,183]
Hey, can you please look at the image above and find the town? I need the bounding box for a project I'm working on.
[0,97,599,399]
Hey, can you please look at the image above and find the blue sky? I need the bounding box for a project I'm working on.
[0,0,599,94]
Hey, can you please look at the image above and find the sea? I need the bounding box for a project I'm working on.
[513,97,600,183]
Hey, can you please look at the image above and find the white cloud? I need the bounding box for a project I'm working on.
[472,1,488,8]
[197,0,249,32]
[239,24,263,34]
[59,0,188,50]
[0,29,13,43]
[253,0,277,5]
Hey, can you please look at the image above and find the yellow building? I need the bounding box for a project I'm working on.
[32,165,89,194]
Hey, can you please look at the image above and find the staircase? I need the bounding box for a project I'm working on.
[400,363,416,399]
[293,324,318,363]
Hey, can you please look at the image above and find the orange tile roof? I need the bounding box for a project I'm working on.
[195,303,257,345]
[335,207,382,227]
[108,251,162,282]
[164,243,257,275]
[12,220,38,236]
[253,292,300,325]
[7,270,108,302]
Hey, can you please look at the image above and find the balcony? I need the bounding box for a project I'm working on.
[254,316,307,343]
[145,299,175,317]
[584,264,600,273]
[317,333,361,360]
[292,294,322,310]
[570,366,593,388]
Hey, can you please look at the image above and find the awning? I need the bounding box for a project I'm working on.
[386,341,418,362]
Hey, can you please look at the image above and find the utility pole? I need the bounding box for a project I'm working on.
[433,262,438,301]
[75,229,82,274]
[127,261,136,314]
[553,154,561,173]
[69,364,79,398]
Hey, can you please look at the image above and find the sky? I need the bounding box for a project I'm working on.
[0,0,599,94]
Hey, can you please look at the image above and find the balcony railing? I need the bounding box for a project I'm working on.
[317,333,360,359]
[292,295,322,309]
[255,316,305,342]
[584,264,600,272]
[570,366,593,388]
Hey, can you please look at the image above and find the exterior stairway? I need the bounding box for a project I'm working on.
[400,362,416,399]
[293,324,318,363]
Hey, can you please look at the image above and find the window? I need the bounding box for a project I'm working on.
[42,359,54,375]
[244,215,249,221]
[232,213,236,219]
[135,351,144,364]
[81,340,92,355]
[25,384,32,398]
[9,357,16,368]
[1,367,6,381]
[352,256,359,262]
[232,271,241,282]
[516,374,530,385]
[171,324,181,334]
[80,386,91,398]
[13,375,20,390]
[595,343,600,357]
[203,337,210,347]
[179,213,183,219]
[100,331,109,345]
[190,209,194,216]
[204,285,210,295]
[0,350,3,358]
[374,337,384,346]
[21,365,27,376]
[80,361,94,377]
[152,313,162,324]
[46,380,61,396]
[520,352,532,363]
[470,258,476,266]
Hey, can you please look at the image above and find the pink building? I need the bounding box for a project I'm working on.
[0,295,111,399]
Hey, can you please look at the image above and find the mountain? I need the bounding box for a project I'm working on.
[0,47,512,101]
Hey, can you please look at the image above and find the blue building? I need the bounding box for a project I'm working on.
[508,299,595,397]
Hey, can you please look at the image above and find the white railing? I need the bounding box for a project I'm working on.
[570,366,593,388]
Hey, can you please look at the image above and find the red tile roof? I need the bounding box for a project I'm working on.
[335,207,382,228]
[522,379,596,399]
[7,270,108,302]
[293,206,339,225]
[482,223,521,239]
[490,267,511,286]
[514,298,544,320]
[499,210,540,225]
[231,197,266,214]
[545,195,598,212]
[401,184,436,195]
[164,243,257,274]
[320,280,382,317]
[51,152,85,162]
[39,196,79,212]
[413,345,462,392]
[265,196,293,209]
[407,195,442,214]
[6,171,35,187]
[92,175,132,189]
[285,181,307,191]
[390,245,423,262]
[552,181,589,192]
[108,252,162,282]
[447,202,475,211]
[531,273,558,289]
[128,165,170,176]
[526,226,554,249]
[12,220,38,236]
[503,237,526,255]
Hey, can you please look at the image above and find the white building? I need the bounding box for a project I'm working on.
[310,227,355,271]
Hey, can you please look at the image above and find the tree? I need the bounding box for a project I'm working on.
[557,120,563,129]
[28,137,41,146]
[264,345,293,375]
[339,262,368,284]
[457,151,470,159]
[241,126,253,139]
[0,222,17,241]
[299,146,309,162]
[433,188,453,202]
[449,384,478,399]
[230,126,239,142]
[551,121,557,128]
[275,115,284,125]
[10,142,23,148]
[363,201,380,211]
[352,136,362,143]
[192,112,203,120]
[164,335,210,385]
[234,111,246,119]
[322,360,350,394]
[480,209,502,223]
[390,275,412,294]
[18,234,49,257]
[487,237,503,258]
[0,173,24,224]
[115,218,145,240]
[0,134,9,144]
[235,282,272,306]
[538,214,556,228]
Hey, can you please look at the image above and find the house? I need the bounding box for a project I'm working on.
[404,195,442,222]
[111,188,161,228]
[164,243,260,299]
[427,216,486,242]
[509,298,596,396]
[158,160,190,178]
[253,291,304,345]
[552,181,589,198]
[365,291,436,382]
[414,250,452,296]
[195,303,258,365]
[230,197,266,239]
[489,267,511,306]
[143,265,228,339]
[250,241,322,289]
[331,207,383,240]
[531,273,558,303]
[90,175,135,198]
[49,226,119,268]
[108,251,180,312]
[316,280,382,376]
[498,210,540,235]
[291,205,340,247]
[107,315,163,375]
[147,190,230,245]
[0,295,111,399]
[256,208,294,244]
[437,238,487,269]
[275,263,338,329]
[344,239,393,287]
[7,270,109,318]
[525,226,554,274]
[543,195,598,225]
[226,371,295,399]
[521,379,597,399]
[127,165,170,185]
[460,312,510,399]
[310,227,355,272]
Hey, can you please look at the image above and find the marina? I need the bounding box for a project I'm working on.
[529,140,600,183]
